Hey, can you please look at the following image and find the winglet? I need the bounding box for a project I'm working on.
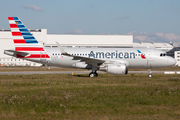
[56,42,68,55]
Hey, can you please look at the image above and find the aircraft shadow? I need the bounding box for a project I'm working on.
[73,75,90,77]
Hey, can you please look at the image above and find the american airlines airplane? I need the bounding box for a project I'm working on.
[4,17,176,77]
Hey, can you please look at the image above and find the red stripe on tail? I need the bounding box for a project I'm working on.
[13,39,26,43]
[10,24,18,28]
[8,17,14,20]
[12,32,22,36]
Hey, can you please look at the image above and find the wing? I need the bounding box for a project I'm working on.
[56,42,105,65]
[55,42,129,66]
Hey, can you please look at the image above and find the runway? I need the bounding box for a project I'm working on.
[0,71,171,75]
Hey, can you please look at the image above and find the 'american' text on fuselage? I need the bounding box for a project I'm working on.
[89,51,136,59]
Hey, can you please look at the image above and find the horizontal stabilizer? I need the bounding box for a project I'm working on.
[4,49,29,56]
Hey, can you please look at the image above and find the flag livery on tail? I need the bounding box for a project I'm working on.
[8,17,49,58]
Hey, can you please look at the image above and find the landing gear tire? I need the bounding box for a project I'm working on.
[89,72,94,77]
[94,72,98,77]
[89,72,98,78]
[148,74,152,77]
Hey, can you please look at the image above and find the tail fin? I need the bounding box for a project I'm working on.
[8,17,49,58]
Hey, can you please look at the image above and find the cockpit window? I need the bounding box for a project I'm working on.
[160,53,168,57]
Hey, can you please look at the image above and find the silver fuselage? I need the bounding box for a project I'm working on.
[24,47,176,69]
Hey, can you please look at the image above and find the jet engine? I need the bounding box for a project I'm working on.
[99,64,128,75]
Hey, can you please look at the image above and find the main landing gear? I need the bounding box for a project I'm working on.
[89,71,98,77]
[89,65,99,78]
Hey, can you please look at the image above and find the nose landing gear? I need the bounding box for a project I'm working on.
[148,69,152,77]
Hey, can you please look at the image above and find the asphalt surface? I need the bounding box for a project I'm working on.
[0,71,177,75]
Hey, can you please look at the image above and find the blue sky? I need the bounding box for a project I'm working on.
[1,0,180,44]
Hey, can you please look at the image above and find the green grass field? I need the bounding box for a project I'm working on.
[0,73,180,120]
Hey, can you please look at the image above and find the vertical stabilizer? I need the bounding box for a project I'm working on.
[8,17,49,58]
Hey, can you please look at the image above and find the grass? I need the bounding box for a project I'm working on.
[0,73,180,119]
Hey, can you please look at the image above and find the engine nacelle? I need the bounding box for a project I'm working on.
[99,64,128,75]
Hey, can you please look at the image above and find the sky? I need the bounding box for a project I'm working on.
[0,0,180,45]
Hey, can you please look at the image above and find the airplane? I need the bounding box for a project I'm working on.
[4,17,176,77]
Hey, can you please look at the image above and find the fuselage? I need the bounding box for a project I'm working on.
[24,47,176,69]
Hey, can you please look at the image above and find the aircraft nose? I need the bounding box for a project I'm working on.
[168,58,176,66]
